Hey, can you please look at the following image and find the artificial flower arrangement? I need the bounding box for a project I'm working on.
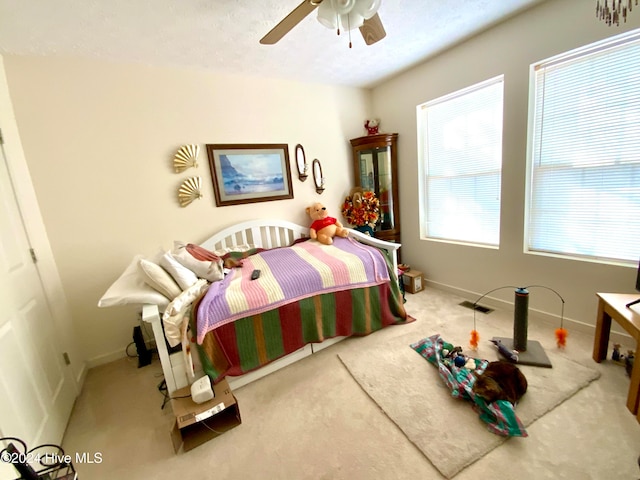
[342,188,380,235]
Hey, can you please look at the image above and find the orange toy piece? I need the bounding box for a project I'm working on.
[469,329,480,350]
[555,327,568,348]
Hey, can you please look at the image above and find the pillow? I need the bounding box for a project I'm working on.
[159,251,199,290]
[172,241,224,282]
[138,259,182,300]
[98,255,170,308]
[164,278,209,317]
[162,279,209,347]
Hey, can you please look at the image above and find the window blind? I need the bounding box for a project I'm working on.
[527,30,640,263]
[419,76,504,246]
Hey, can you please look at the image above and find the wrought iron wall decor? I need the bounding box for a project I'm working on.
[295,144,308,182]
[312,159,325,194]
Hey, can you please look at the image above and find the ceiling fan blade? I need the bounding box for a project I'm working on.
[260,1,320,45]
[359,13,386,46]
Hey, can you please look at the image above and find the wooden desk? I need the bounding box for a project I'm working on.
[592,293,640,421]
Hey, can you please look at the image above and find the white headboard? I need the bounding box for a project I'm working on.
[199,218,399,274]
[200,219,309,251]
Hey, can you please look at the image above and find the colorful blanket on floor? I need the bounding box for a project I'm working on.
[196,237,390,343]
[410,334,527,437]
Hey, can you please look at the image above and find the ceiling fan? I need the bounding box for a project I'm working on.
[260,0,386,48]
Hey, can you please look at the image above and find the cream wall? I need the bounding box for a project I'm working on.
[0,57,82,383]
[5,0,639,367]
[3,56,371,365]
[371,0,640,332]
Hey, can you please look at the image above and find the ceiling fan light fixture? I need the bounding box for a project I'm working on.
[354,0,381,19]
[330,0,357,15]
[317,1,339,29]
[262,0,385,47]
[340,12,365,30]
[318,0,373,31]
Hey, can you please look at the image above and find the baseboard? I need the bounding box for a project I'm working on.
[74,362,88,391]
[86,348,128,369]
[424,280,634,347]
[86,339,156,369]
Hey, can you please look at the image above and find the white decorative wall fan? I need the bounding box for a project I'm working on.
[260,0,386,47]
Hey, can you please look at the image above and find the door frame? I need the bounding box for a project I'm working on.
[0,57,83,393]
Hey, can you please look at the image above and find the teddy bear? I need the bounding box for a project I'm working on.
[349,186,365,209]
[306,202,349,245]
[364,118,380,135]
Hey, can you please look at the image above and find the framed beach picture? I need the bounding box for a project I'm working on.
[206,144,294,207]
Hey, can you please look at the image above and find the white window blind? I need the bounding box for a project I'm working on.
[527,30,640,263]
[419,76,504,246]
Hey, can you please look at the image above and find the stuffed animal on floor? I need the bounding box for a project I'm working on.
[306,202,349,245]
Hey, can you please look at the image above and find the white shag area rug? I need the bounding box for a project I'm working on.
[339,331,600,479]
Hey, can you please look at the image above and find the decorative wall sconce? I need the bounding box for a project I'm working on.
[178,176,203,207]
[295,144,308,182]
[312,159,325,194]
[174,144,200,173]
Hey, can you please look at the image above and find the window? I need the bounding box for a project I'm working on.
[526,29,640,264]
[417,76,504,246]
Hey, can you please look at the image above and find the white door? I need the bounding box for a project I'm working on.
[0,136,77,467]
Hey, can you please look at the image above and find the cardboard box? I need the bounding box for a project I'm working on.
[402,269,423,293]
[170,377,241,453]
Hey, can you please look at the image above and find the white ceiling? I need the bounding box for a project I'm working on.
[0,0,548,88]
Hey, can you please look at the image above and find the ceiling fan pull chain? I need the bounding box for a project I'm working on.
[348,14,353,48]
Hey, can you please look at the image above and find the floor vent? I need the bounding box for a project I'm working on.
[459,301,494,314]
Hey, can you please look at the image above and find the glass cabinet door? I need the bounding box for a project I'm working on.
[357,146,394,232]
[350,133,399,244]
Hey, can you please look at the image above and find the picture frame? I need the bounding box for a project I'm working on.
[206,144,294,207]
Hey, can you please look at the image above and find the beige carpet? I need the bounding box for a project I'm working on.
[339,330,601,479]
[62,287,640,479]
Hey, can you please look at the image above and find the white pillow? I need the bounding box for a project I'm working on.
[164,278,209,318]
[163,279,209,347]
[171,241,224,282]
[138,259,182,300]
[98,255,170,308]
[159,251,199,290]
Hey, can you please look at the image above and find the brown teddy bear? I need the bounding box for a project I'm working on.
[306,202,349,245]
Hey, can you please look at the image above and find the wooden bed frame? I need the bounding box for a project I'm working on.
[143,219,400,393]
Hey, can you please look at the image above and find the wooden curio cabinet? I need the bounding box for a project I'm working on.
[350,133,400,244]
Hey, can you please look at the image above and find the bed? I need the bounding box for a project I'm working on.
[141,219,410,393]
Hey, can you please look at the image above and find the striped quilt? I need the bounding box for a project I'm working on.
[196,237,391,344]
[193,281,411,383]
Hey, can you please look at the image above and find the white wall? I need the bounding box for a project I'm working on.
[5,0,639,367]
[3,56,371,365]
[0,57,82,384]
[371,0,640,332]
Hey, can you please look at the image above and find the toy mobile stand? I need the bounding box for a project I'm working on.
[0,437,77,479]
